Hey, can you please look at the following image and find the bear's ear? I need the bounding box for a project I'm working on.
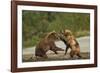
[47,31,56,38]
[51,30,57,35]
[64,29,73,36]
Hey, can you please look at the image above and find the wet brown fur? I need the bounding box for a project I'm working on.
[62,30,82,58]
[35,31,64,58]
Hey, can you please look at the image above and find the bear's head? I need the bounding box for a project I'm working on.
[63,29,72,37]
[45,31,60,41]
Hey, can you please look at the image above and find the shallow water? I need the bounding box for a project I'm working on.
[23,36,90,55]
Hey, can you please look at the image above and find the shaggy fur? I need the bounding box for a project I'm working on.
[35,31,64,58]
[60,29,82,58]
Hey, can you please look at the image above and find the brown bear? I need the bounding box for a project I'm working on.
[35,31,64,58]
[59,29,82,58]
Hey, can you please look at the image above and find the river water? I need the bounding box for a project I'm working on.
[23,36,90,55]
